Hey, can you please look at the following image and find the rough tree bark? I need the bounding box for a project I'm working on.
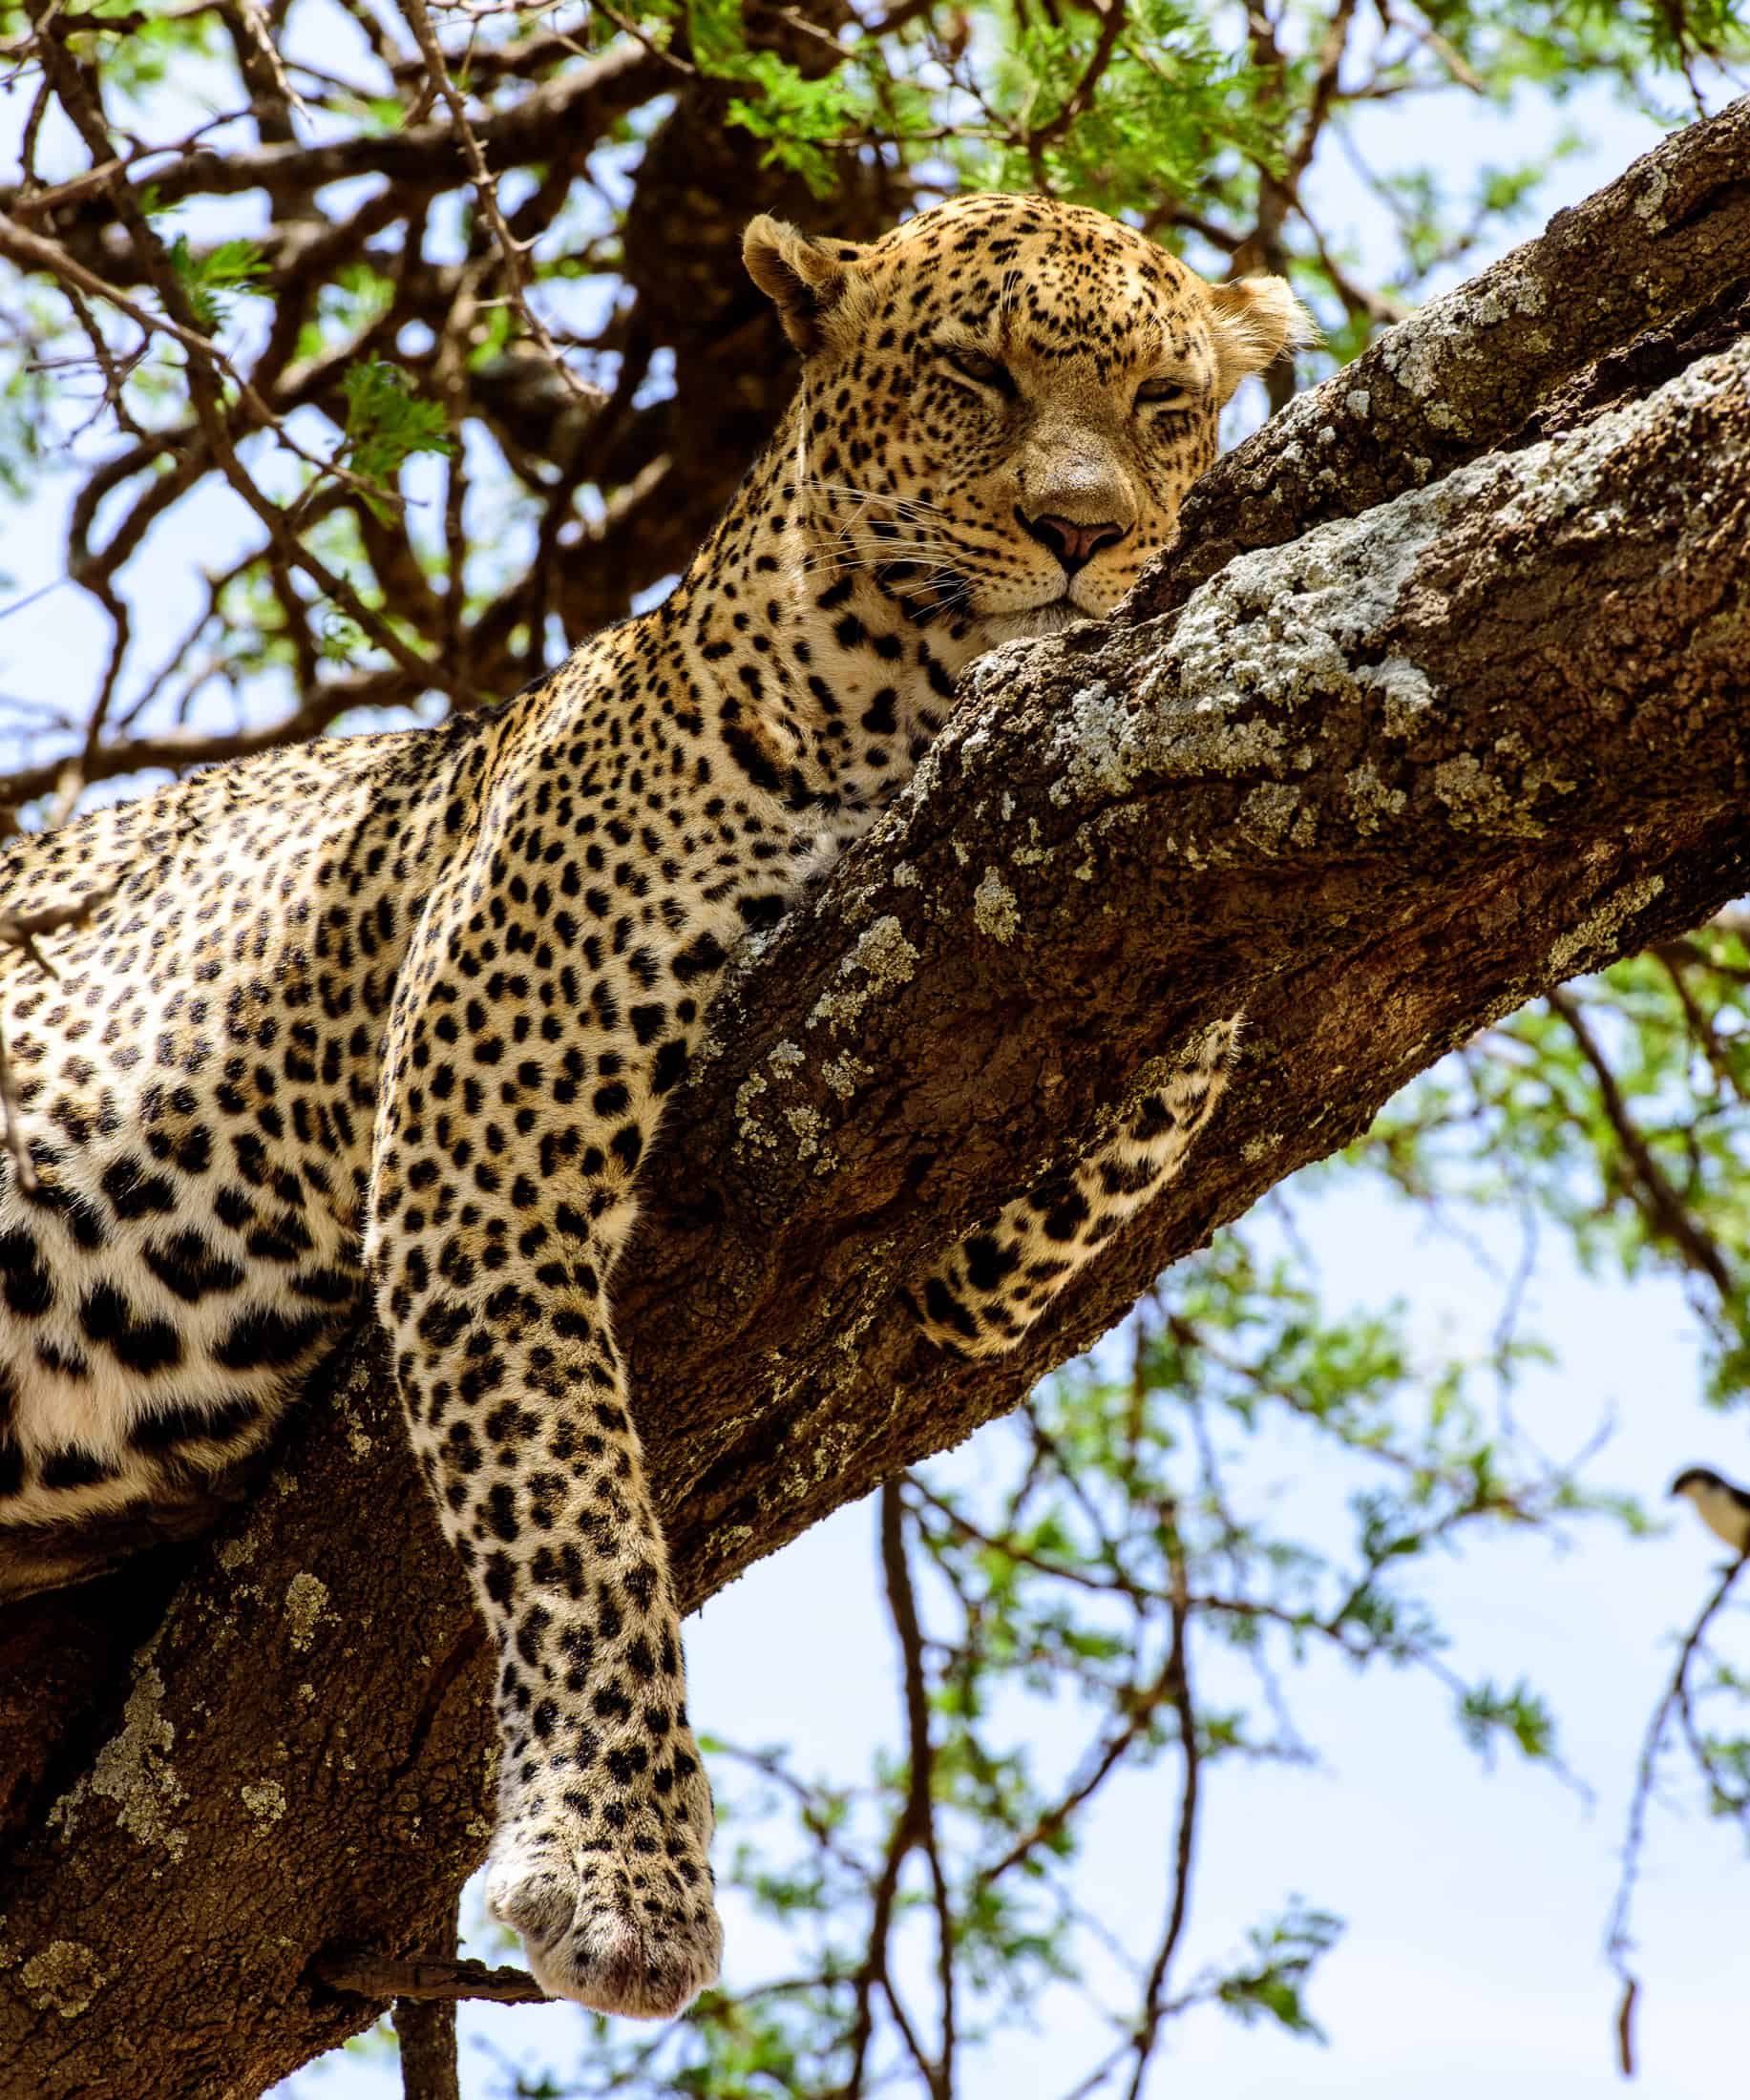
[2,103,1747,2100]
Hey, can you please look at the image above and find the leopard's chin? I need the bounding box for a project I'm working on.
[972,598,1097,645]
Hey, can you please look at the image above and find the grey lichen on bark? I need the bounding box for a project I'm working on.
[2,101,1747,2100]
[1142,92,1750,611]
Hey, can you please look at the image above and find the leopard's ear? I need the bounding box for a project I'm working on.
[1205,276,1318,406]
[744,216,872,354]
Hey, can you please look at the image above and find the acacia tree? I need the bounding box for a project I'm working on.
[1,5,1748,2097]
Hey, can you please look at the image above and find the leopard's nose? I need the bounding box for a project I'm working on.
[1017,510,1130,575]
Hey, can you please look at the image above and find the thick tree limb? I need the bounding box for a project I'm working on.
[2,121,1748,2098]
[1145,92,1750,610]
[625,327,1750,1599]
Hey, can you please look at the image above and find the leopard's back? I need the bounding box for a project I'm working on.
[0,720,486,1559]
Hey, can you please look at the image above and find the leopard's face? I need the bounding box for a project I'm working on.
[746,193,1311,648]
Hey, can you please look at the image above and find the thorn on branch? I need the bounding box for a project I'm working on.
[395,0,608,416]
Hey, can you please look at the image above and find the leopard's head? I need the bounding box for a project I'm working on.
[746,191,1312,647]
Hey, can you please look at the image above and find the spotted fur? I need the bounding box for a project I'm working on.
[0,194,1304,2016]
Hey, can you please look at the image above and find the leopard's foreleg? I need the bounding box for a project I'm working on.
[369,859,720,2020]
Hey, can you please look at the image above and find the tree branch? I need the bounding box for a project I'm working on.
[1123,1521,1197,2100]
[1606,1549,1748,2078]
[395,0,606,414]
[0,38,669,222]
[1144,94,1750,612]
[388,1893,462,2100]
[321,1952,544,2007]
[1548,984,1736,1299]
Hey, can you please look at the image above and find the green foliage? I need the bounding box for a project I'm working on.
[686,0,937,193]
[1214,1900,1341,2037]
[1365,929,1750,1403]
[541,1187,1626,2092]
[1458,1679,1558,1763]
[31,0,222,102]
[299,262,399,368]
[0,333,55,502]
[338,361,454,516]
[167,234,268,336]
[513,907,1750,2092]
[964,0,1276,206]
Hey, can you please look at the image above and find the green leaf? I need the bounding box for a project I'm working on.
[167,233,267,335]
[338,361,454,516]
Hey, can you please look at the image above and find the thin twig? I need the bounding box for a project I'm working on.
[1549,986,1735,1300]
[397,0,606,413]
[1026,0,1127,182]
[9,107,246,218]
[0,207,457,699]
[974,1645,1180,1892]
[1605,1550,1747,2079]
[1123,1508,1199,2100]
[1654,944,1749,1106]
[841,1479,951,2100]
[0,215,411,518]
[1287,0,1360,188]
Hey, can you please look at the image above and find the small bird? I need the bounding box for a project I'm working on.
[1670,1466,1750,1554]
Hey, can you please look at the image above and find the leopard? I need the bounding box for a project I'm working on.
[0,191,1307,2019]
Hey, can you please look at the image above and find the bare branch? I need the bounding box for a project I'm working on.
[1548,986,1735,1302]
[843,1480,949,2100]
[0,38,669,220]
[397,0,607,413]
[1605,1552,1748,2078]
[1026,0,1128,179]
[0,208,458,698]
[1122,1517,1198,2100]
[317,1953,546,2006]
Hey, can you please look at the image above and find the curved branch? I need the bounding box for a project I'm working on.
[1548,985,1735,1299]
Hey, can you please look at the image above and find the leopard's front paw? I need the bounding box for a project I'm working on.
[486,1822,722,2019]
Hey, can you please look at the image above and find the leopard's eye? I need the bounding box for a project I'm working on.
[943,347,1015,395]
[1134,377,1193,410]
